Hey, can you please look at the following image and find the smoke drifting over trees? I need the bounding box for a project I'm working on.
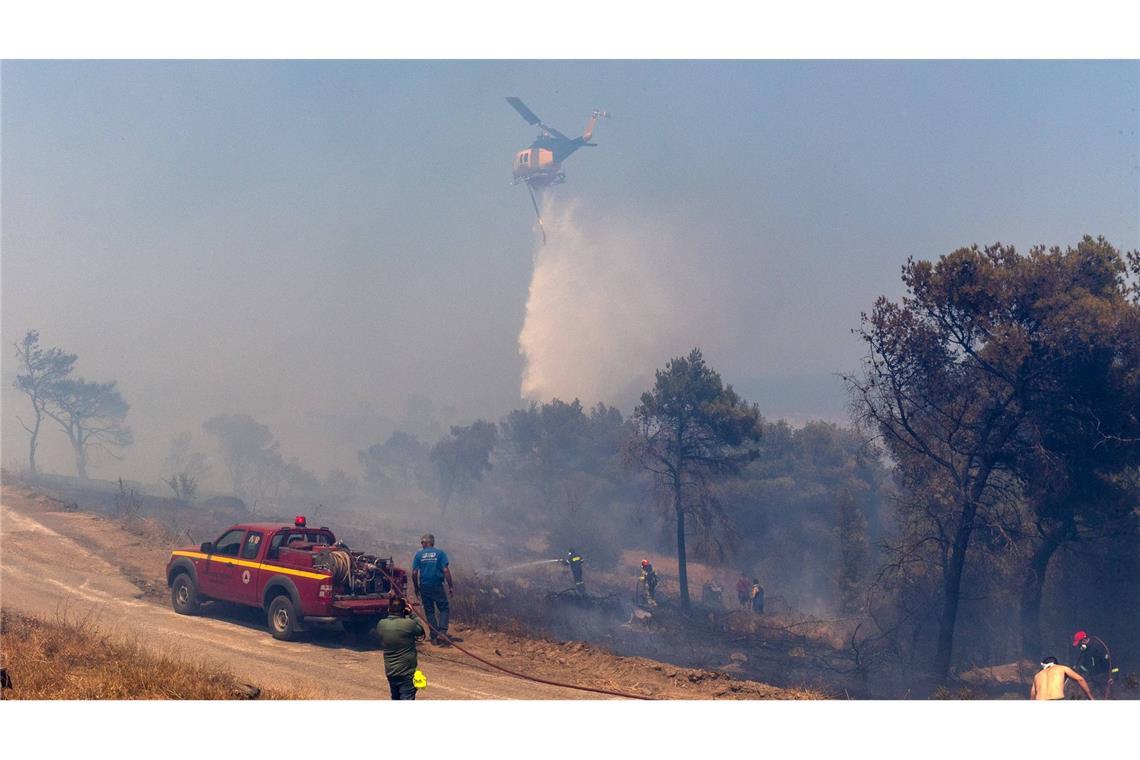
[9,235,1137,692]
[429,420,498,514]
[3,62,1137,695]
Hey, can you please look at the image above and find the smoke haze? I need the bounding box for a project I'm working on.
[2,61,1136,485]
[519,198,724,407]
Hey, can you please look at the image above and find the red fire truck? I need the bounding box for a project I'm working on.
[165,516,406,641]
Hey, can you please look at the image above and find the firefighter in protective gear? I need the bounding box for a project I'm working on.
[1071,630,1114,698]
[639,559,658,606]
[563,549,585,594]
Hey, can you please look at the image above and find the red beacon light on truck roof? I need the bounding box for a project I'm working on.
[294,515,306,528]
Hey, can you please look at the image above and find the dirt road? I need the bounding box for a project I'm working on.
[0,494,605,699]
[1,482,811,699]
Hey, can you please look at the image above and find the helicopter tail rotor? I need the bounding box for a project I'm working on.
[582,109,609,142]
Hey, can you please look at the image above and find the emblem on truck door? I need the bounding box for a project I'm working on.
[242,570,251,584]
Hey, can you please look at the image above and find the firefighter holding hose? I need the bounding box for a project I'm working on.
[562,549,585,595]
[639,559,658,606]
[377,596,425,700]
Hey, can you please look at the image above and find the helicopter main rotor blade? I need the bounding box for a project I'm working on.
[507,97,574,143]
[506,97,542,126]
[543,125,570,141]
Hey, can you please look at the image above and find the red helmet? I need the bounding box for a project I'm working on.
[641,559,650,567]
[1072,630,1088,647]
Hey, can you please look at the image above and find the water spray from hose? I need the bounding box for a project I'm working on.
[490,559,562,576]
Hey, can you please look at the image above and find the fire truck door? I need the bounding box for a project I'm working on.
[233,531,264,604]
[201,528,248,602]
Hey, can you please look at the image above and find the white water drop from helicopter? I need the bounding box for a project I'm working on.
[517,195,715,407]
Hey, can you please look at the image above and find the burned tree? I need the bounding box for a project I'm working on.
[12,330,77,477]
[628,349,761,609]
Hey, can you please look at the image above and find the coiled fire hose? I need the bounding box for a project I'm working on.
[326,549,352,585]
[374,565,654,700]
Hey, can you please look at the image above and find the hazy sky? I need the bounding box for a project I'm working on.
[3,60,1137,480]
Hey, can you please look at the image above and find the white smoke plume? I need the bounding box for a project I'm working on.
[518,197,723,408]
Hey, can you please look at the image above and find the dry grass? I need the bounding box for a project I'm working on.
[0,610,306,700]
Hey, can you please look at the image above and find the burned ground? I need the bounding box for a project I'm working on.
[7,475,1117,699]
[0,478,826,700]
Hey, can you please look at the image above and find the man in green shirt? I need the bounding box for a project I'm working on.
[377,597,425,700]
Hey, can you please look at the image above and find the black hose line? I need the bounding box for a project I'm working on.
[407,597,654,700]
[375,566,656,700]
[376,558,652,701]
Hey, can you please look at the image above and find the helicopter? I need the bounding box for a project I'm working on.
[506,97,609,242]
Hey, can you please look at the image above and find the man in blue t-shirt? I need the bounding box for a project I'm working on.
[412,533,454,645]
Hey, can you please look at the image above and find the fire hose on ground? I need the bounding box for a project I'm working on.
[375,565,654,700]
[406,596,655,701]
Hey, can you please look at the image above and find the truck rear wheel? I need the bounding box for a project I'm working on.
[268,595,299,641]
[171,573,201,615]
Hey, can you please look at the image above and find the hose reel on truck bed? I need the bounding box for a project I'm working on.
[312,546,397,596]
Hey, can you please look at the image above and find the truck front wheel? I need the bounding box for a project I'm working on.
[171,573,201,615]
[267,595,299,641]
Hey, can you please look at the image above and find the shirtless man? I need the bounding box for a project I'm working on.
[1030,656,1094,700]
